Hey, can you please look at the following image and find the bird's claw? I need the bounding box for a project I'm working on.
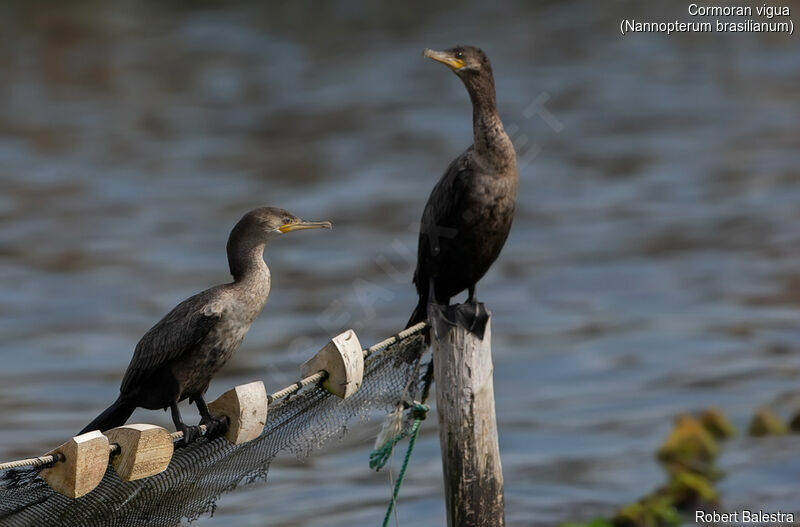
[177,425,202,447]
[468,298,480,332]
[200,414,230,439]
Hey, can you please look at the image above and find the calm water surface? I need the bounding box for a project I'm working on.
[0,2,799,525]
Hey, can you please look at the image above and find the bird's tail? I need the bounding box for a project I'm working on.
[405,295,428,329]
[79,397,135,435]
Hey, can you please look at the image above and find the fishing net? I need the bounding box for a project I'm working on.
[0,327,428,527]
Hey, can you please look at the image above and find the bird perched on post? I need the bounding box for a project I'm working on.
[407,45,518,328]
[80,207,331,444]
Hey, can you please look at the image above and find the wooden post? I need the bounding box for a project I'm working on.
[431,303,505,527]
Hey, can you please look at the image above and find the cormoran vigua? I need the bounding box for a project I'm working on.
[407,46,518,327]
[80,207,331,443]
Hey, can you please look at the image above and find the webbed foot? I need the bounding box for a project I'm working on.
[200,414,230,440]
[177,424,202,447]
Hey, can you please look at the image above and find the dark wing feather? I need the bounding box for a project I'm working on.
[413,149,473,294]
[120,290,221,394]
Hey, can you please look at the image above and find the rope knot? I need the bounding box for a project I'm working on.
[411,403,429,421]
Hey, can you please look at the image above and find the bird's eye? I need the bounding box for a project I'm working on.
[455,51,463,59]
[283,217,292,224]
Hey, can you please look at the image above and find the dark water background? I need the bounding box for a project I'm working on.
[0,1,798,525]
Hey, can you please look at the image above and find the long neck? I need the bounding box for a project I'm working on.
[228,238,268,284]
[464,73,513,169]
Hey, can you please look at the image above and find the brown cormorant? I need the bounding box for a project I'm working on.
[80,207,331,443]
[407,46,517,327]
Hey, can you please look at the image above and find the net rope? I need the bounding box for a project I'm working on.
[0,323,428,527]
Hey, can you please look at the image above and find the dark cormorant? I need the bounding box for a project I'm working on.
[407,46,518,327]
[80,207,331,443]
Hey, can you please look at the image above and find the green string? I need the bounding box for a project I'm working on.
[370,403,429,527]
[369,427,410,470]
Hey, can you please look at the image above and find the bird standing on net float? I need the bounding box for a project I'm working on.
[80,207,331,444]
[407,46,518,328]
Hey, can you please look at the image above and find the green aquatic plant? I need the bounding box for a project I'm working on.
[612,496,681,527]
[561,518,615,527]
[699,407,736,440]
[658,471,718,508]
[748,408,788,436]
[789,410,800,432]
[656,414,718,473]
[561,407,731,527]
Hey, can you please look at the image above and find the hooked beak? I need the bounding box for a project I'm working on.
[279,220,333,233]
[423,48,465,70]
